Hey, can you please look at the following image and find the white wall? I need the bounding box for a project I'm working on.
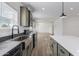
[54,16,79,37]
[36,21,53,34]
[63,16,79,37]
[54,18,63,36]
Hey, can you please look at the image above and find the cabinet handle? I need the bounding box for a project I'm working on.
[60,49,65,54]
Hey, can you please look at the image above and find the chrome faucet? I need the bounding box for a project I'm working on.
[12,25,19,38]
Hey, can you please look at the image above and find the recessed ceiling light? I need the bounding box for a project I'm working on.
[42,8,45,10]
[70,8,74,10]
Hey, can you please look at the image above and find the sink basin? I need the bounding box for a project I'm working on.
[12,35,29,41]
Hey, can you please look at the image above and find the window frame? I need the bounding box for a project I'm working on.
[0,2,18,29]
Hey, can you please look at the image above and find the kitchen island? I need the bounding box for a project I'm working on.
[50,35,79,56]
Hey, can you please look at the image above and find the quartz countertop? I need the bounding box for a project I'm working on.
[50,35,79,56]
[0,40,22,56]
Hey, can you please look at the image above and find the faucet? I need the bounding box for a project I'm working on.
[12,25,19,38]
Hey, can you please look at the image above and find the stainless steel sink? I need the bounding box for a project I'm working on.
[12,35,29,41]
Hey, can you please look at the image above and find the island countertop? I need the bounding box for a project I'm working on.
[50,35,79,56]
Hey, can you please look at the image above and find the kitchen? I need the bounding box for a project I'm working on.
[0,1,79,57]
[0,2,37,56]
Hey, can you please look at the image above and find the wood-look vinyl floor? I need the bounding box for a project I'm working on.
[31,33,53,56]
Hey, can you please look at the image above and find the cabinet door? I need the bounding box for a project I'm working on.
[30,40,33,52]
[28,43,32,56]
[25,41,32,56]
[53,39,57,56]
[20,7,30,27]
[26,45,29,56]
[22,50,26,56]
[24,39,29,56]
[58,44,69,56]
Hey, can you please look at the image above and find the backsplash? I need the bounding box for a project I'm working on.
[0,27,24,37]
[0,33,23,42]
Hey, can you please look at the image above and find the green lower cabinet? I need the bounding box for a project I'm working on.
[22,50,26,56]
[52,38,73,56]
[58,44,69,56]
[26,42,32,56]
[25,45,31,56]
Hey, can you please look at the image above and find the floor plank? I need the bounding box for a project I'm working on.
[31,33,53,56]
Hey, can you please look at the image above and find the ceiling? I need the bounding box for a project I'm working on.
[23,2,79,21]
[64,2,79,17]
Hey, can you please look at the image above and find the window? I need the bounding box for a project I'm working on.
[0,2,18,28]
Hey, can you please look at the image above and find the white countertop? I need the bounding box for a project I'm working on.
[50,35,79,56]
[0,40,21,56]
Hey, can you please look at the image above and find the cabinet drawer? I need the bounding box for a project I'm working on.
[58,44,69,56]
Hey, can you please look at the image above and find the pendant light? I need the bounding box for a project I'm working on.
[60,2,66,18]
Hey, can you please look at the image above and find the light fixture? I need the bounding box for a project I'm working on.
[70,8,74,10]
[60,2,66,18]
[42,8,45,10]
